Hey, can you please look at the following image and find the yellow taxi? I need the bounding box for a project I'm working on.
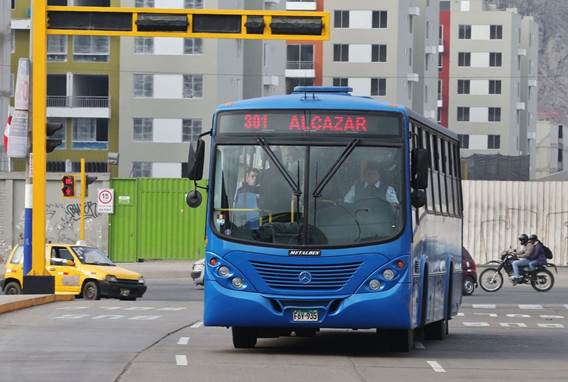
[1,242,147,300]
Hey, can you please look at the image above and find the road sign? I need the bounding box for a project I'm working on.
[97,188,114,214]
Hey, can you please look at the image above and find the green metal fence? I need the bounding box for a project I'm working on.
[109,178,207,262]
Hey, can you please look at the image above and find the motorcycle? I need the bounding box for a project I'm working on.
[479,249,557,292]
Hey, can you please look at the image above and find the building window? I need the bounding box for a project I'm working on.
[371,44,387,62]
[333,78,348,87]
[72,118,108,150]
[287,44,314,69]
[559,125,563,139]
[489,107,501,122]
[490,25,503,39]
[457,80,470,94]
[372,11,387,28]
[489,80,501,94]
[559,148,564,164]
[184,0,203,8]
[458,134,469,149]
[286,78,314,94]
[489,52,502,67]
[458,25,471,39]
[182,119,203,142]
[132,162,152,177]
[135,0,154,6]
[408,15,413,34]
[408,47,412,67]
[133,74,153,97]
[426,21,430,39]
[333,44,349,62]
[47,35,67,61]
[439,25,444,45]
[457,107,470,121]
[425,54,430,71]
[458,52,471,67]
[183,74,203,98]
[371,78,386,96]
[184,38,203,54]
[133,118,153,141]
[488,135,500,149]
[334,10,349,28]
[73,36,109,62]
[438,52,443,69]
[437,107,442,123]
[134,37,154,54]
[438,79,442,100]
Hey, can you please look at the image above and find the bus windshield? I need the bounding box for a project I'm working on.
[212,142,404,247]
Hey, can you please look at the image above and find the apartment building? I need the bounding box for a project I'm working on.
[534,120,566,179]
[118,0,285,178]
[11,0,119,175]
[0,1,11,171]
[439,0,538,157]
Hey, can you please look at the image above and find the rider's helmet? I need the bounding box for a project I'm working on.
[518,234,529,245]
[529,234,539,242]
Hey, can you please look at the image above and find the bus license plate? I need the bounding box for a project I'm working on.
[292,310,318,322]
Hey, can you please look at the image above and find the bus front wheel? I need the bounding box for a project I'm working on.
[232,327,257,349]
[378,328,414,352]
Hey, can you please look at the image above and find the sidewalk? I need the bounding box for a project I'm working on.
[115,260,196,280]
[0,294,74,316]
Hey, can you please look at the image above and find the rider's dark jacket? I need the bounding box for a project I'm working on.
[530,242,547,265]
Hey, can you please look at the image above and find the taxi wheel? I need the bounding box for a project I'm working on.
[4,281,22,295]
[82,281,101,300]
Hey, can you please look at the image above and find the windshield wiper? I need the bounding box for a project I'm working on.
[312,139,359,198]
[256,137,302,197]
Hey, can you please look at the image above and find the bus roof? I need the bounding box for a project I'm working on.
[217,87,457,140]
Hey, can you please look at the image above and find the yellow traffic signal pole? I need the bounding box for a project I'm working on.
[80,158,86,241]
[30,4,329,292]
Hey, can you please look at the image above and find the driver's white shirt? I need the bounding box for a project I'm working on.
[343,180,399,204]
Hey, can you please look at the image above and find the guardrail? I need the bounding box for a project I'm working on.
[47,96,110,108]
[286,61,314,70]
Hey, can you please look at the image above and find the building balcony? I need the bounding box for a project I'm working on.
[407,73,419,82]
[437,99,443,107]
[426,46,438,55]
[286,1,317,11]
[286,61,315,78]
[516,102,526,110]
[517,48,527,56]
[408,6,420,16]
[11,19,31,30]
[438,45,445,53]
[47,96,111,118]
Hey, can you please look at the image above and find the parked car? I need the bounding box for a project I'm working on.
[1,242,147,300]
[191,258,205,286]
[462,247,478,296]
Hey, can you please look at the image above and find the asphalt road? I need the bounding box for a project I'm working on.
[0,266,566,382]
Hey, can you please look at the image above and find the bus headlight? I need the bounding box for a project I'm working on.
[218,266,230,277]
[382,269,395,281]
[231,277,245,289]
[368,279,381,291]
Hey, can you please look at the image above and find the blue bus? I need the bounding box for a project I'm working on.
[186,86,463,352]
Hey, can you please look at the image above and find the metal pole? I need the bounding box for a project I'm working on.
[80,158,85,241]
[31,0,48,276]
[23,155,32,275]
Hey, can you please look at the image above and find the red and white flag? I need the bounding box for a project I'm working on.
[3,113,11,153]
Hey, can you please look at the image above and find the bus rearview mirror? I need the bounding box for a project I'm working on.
[186,190,202,208]
[188,139,205,180]
[411,189,426,209]
[412,148,429,189]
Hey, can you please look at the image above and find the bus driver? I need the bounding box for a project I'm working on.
[343,161,399,206]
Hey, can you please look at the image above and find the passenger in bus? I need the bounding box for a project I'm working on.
[343,160,399,206]
[233,168,260,230]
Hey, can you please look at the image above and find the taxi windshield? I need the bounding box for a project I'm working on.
[73,246,115,266]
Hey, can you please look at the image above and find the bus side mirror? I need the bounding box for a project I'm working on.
[411,189,427,209]
[188,139,205,181]
[186,190,202,208]
[412,148,429,189]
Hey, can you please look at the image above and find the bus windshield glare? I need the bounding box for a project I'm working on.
[212,111,404,247]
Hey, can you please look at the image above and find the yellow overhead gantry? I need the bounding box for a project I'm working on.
[29,2,329,290]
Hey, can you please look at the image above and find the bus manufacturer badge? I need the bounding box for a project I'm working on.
[288,249,321,256]
[298,271,312,284]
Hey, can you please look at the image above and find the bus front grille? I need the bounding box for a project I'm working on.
[250,260,362,290]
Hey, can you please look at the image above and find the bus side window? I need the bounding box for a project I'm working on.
[424,130,436,214]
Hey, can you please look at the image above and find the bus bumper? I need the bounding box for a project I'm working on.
[204,280,413,329]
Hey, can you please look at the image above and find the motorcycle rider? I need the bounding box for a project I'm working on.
[511,233,544,282]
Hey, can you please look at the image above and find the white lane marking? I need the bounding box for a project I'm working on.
[101,306,123,311]
[519,304,543,310]
[427,361,446,373]
[92,315,125,320]
[415,342,425,350]
[463,322,490,327]
[124,307,155,311]
[190,321,203,328]
[499,323,527,328]
[56,306,88,310]
[176,355,188,366]
[538,323,565,329]
[564,305,568,310]
[506,314,531,318]
[473,312,498,318]
[178,337,190,345]
[456,312,465,317]
[55,314,90,319]
[157,307,187,311]
[472,304,496,309]
[128,315,161,320]
[540,315,565,319]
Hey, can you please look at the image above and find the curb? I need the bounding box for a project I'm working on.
[0,295,74,315]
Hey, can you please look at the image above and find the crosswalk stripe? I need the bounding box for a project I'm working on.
[427,361,446,373]
[190,321,203,328]
[472,304,496,309]
[176,355,188,366]
[178,337,190,345]
[518,304,543,310]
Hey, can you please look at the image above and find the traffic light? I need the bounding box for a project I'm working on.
[61,175,75,198]
[46,121,64,153]
[84,175,98,197]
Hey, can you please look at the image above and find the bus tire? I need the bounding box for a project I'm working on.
[424,318,447,341]
[232,327,257,349]
[378,329,413,352]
